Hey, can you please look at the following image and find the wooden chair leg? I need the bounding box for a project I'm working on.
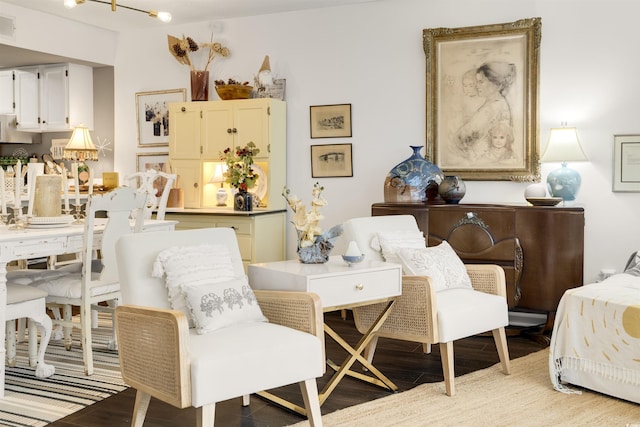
[196,403,216,427]
[439,341,455,396]
[131,390,151,427]
[492,327,511,375]
[300,378,322,427]
[363,335,379,364]
[5,320,17,367]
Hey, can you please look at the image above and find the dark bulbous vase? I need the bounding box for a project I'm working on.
[438,175,466,204]
[383,146,444,203]
[234,190,253,211]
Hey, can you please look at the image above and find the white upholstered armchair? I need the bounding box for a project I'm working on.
[115,228,325,427]
[343,215,511,396]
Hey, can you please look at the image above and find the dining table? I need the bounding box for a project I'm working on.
[0,218,177,398]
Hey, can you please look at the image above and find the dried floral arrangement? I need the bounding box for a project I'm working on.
[167,34,230,72]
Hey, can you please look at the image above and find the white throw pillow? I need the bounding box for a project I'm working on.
[182,276,267,334]
[398,241,472,292]
[373,230,426,264]
[152,244,237,326]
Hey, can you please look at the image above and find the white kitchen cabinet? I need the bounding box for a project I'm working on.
[0,69,15,114]
[12,63,93,132]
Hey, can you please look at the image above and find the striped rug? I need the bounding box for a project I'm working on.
[1,315,127,427]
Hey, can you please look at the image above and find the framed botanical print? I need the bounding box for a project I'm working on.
[423,18,541,181]
[135,88,186,147]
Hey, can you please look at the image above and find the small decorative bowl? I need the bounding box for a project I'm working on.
[215,84,253,100]
[342,254,365,267]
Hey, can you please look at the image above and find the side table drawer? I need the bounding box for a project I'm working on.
[309,269,400,310]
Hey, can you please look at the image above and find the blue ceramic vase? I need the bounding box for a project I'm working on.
[383,146,444,203]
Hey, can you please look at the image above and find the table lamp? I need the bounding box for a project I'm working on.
[541,126,588,202]
[209,164,228,206]
[63,125,98,221]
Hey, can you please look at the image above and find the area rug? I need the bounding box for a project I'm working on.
[290,350,640,427]
[1,315,126,427]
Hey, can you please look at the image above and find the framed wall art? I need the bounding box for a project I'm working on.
[613,134,640,192]
[135,88,186,147]
[310,104,352,138]
[311,143,353,178]
[136,152,171,195]
[423,17,541,181]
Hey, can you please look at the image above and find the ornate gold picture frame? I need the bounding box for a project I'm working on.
[423,18,541,181]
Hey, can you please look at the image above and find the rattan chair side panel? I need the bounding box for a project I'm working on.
[466,264,507,298]
[353,275,437,344]
[115,305,191,409]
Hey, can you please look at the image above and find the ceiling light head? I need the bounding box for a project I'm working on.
[64,0,85,9]
[149,10,172,22]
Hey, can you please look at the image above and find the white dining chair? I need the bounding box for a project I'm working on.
[125,169,176,220]
[26,187,147,375]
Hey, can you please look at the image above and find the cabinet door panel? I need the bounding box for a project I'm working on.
[202,103,234,158]
[14,68,39,130]
[170,159,201,208]
[0,70,14,114]
[169,103,201,159]
[40,65,68,130]
[234,101,269,156]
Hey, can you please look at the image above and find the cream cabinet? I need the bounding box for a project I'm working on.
[168,98,286,209]
[164,209,286,269]
[11,63,93,132]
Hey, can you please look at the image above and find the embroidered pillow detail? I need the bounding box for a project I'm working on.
[152,244,236,327]
[182,276,267,334]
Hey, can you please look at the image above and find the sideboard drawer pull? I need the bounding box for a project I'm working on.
[355,283,364,291]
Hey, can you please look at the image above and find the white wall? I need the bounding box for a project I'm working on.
[4,0,640,283]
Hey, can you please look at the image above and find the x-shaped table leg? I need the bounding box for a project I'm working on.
[319,299,398,404]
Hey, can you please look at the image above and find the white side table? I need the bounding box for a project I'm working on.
[248,256,402,412]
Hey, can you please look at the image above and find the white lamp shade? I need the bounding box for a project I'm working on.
[541,127,588,163]
[63,126,98,161]
[209,164,228,184]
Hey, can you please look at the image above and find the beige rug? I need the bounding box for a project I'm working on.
[290,350,640,426]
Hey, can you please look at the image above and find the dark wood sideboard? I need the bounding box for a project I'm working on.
[371,203,585,331]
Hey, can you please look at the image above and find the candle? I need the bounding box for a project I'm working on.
[345,241,362,257]
[0,169,6,215]
[14,160,21,210]
[27,175,36,217]
[73,162,80,207]
[62,165,70,212]
[88,166,94,195]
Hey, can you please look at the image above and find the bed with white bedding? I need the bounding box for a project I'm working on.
[549,259,640,404]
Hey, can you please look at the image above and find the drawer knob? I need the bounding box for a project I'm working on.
[355,283,364,291]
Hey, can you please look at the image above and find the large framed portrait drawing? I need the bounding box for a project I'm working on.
[423,18,541,181]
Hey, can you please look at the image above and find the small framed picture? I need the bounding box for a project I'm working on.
[135,88,186,147]
[613,134,640,192]
[310,104,352,138]
[311,143,353,178]
[136,152,171,196]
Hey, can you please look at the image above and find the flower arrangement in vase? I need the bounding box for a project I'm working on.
[167,34,231,101]
[282,182,343,263]
[220,142,260,211]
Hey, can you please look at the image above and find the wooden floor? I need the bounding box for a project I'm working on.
[49,311,547,427]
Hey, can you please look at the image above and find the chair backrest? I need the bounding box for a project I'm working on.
[125,170,176,220]
[342,215,422,261]
[116,228,245,309]
[83,187,147,286]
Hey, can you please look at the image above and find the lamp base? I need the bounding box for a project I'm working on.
[546,163,581,201]
[216,188,228,206]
